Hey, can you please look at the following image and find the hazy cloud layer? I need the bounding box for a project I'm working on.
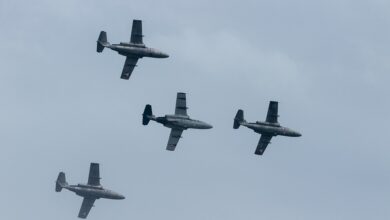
[0,0,389,219]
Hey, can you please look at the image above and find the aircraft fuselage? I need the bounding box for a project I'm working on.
[243,121,301,137]
[108,43,169,58]
[64,184,125,200]
[154,115,212,130]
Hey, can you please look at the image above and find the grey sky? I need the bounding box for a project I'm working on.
[0,0,389,219]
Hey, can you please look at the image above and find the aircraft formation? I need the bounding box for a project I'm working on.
[56,19,302,218]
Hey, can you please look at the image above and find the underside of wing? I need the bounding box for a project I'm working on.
[255,135,272,155]
[88,163,101,186]
[175,92,188,116]
[130,20,143,44]
[166,129,184,151]
[265,101,279,124]
[121,57,139,80]
[78,197,96,219]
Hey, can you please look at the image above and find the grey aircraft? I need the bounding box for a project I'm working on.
[97,19,169,80]
[233,101,301,155]
[55,163,125,219]
[142,92,213,151]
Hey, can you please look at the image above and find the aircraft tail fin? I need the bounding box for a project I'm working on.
[233,109,245,129]
[97,31,110,52]
[56,172,68,192]
[142,104,155,125]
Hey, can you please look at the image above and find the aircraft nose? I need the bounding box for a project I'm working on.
[161,52,169,58]
[204,123,213,129]
[118,194,125,200]
[295,132,302,137]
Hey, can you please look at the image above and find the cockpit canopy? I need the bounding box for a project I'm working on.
[256,121,280,127]
[119,42,146,48]
[78,184,103,189]
[166,114,190,119]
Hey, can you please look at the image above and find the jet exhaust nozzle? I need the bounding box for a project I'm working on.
[56,172,68,192]
[233,109,245,129]
[143,104,154,125]
[97,31,109,53]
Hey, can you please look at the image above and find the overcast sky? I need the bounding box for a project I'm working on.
[0,0,389,219]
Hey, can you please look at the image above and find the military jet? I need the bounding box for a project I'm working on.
[97,19,169,80]
[142,92,213,151]
[55,163,125,219]
[233,101,301,155]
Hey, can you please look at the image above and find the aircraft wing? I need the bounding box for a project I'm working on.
[265,101,279,124]
[175,92,188,116]
[78,197,96,219]
[120,56,139,80]
[130,20,143,44]
[87,163,101,186]
[255,135,272,155]
[166,128,184,151]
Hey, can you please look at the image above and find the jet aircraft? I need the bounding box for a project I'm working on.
[142,92,213,151]
[55,163,125,219]
[233,101,301,155]
[97,19,169,80]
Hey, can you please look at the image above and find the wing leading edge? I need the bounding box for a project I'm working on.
[87,163,101,186]
[166,128,184,151]
[175,92,188,116]
[121,57,139,80]
[130,20,143,44]
[255,135,272,155]
[265,101,279,124]
[78,197,96,219]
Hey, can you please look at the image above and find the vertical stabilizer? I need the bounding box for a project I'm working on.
[234,109,245,129]
[143,104,154,125]
[56,172,68,192]
[97,31,109,52]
